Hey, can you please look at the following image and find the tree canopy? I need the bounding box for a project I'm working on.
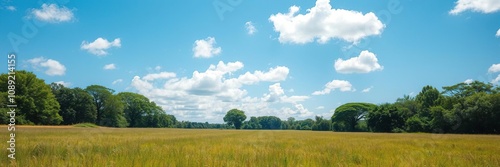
[223,109,247,129]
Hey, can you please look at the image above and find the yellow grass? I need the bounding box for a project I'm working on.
[1,126,499,166]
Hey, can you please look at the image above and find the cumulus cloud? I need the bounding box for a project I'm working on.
[269,0,384,44]
[245,21,257,35]
[450,0,500,15]
[81,38,121,56]
[262,83,309,103]
[103,63,116,70]
[27,57,66,76]
[143,72,176,81]
[30,4,74,23]
[496,29,500,37]
[316,106,325,110]
[193,37,222,58]
[312,80,354,95]
[237,66,289,85]
[334,50,383,74]
[488,63,500,73]
[130,61,311,122]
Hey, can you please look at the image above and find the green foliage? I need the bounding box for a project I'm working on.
[311,116,331,131]
[51,83,97,124]
[118,92,176,128]
[223,109,247,129]
[258,116,282,129]
[85,85,127,127]
[0,71,62,125]
[332,103,376,132]
[367,103,406,132]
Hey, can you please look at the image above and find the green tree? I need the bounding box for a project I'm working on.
[332,103,376,132]
[0,71,62,125]
[118,92,174,127]
[223,109,247,129]
[367,103,406,132]
[51,83,97,124]
[243,116,261,129]
[85,85,127,127]
[258,116,282,129]
[312,116,331,131]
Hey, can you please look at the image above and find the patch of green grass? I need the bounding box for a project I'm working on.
[72,123,99,128]
[1,126,499,166]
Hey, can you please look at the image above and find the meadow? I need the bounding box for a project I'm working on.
[1,126,500,167]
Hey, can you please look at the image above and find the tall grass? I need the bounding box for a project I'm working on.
[1,126,499,166]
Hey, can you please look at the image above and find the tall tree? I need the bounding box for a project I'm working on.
[85,85,127,127]
[51,83,97,124]
[223,109,247,129]
[332,103,376,132]
[0,71,62,125]
[258,116,282,129]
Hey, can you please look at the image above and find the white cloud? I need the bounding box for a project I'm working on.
[316,106,325,110]
[464,79,474,84]
[488,63,500,73]
[496,29,500,37]
[30,4,74,23]
[492,74,500,85]
[6,6,16,11]
[193,37,222,58]
[334,50,383,74]
[143,72,176,81]
[362,86,374,93]
[450,0,500,15]
[55,81,71,87]
[103,63,116,70]
[313,80,354,95]
[130,61,311,122]
[269,0,384,44]
[112,79,123,85]
[245,21,257,35]
[237,66,289,84]
[27,57,66,76]
[261,83,310,103]
[81,38,121,56]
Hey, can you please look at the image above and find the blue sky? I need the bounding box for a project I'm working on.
[1,0,500,123]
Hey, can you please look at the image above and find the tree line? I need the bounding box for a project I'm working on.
[0,71,176,128]
[223,81,500,134]
[1,71,499,134]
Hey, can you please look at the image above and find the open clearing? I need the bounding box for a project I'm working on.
[1,126,500,166]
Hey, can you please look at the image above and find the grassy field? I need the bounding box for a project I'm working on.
[1,126,499,167]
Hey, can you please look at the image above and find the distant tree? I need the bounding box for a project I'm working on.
[258,116,282,129]
[367,103,406,132]
[0,71,62,125]
[223,109,247,129]
[332,103,376,132]
[243,116,261,129]
[51,83,97,124]
[85,85,127,127]
[312,116,331,131]
[117,92,175,128]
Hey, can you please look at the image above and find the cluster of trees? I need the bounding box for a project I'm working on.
[223,109,329,130]
[328,81,500,134]
[0,71,176,128]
